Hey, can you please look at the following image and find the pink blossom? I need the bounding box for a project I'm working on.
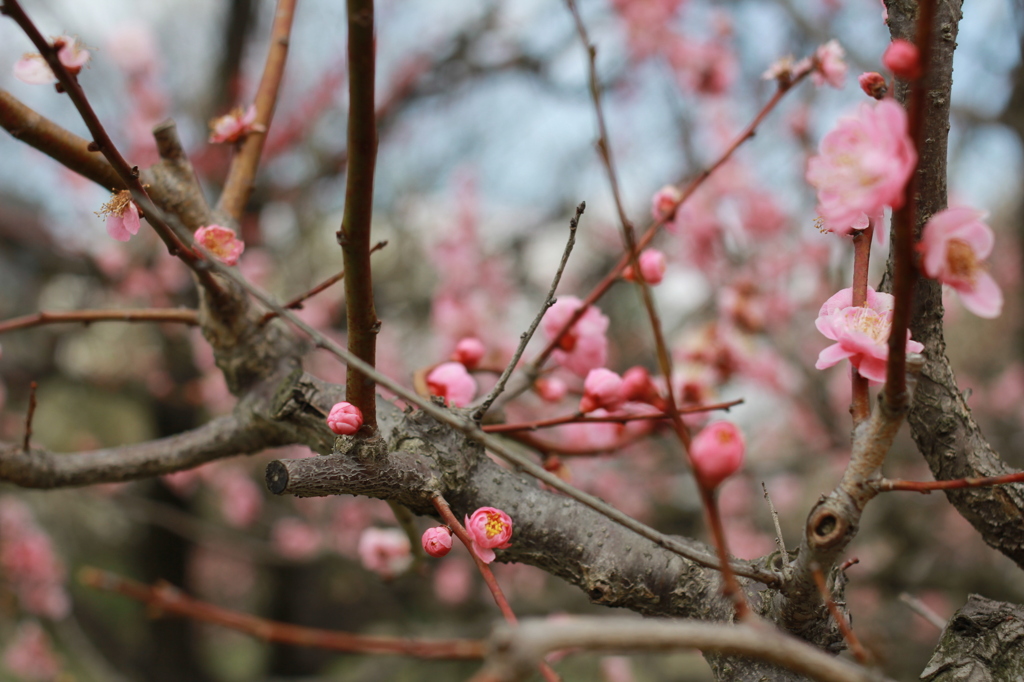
[883,39,922,80]
[271,517,322,560]
[541,297,610,377]
[690,421,745,490]
[357,527,413,579]
[3,621,61,681]
[0,499,69,620]
[426,361,477,407]
[918,207,1003,318]
[209,104,263,144]
[622,249,667,285]
[806,99,916,235]
[651,185,682,220]
[580,368,624,414]
[668,38,736,95]
[812,40,847,88]
[535,376,568,402]
[13,35,90,85]
[451,337,486,368]
[858,72,888,99]
[814,286,925,384]
[96,190,141,242]
[327,401,364,435]
[620,366,661,406]
[194,224,245,265]
[421,526,453,558]
[464,507,513,564]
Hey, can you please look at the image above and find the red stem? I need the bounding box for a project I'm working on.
[810,564,869,663]
[878,471,1024,492]
[482,399,743,433]
[700,487,751,621]
[0,309,199,335]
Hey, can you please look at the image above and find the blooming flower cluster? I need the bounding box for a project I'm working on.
[464,507,513,564]
[13,35,89,84]
[814,287,924,384]
[541,297,609,377]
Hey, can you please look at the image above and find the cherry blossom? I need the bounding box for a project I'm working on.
[193,224,245,265]
[883,39,922,80]
[327,401,364,435]
[580,368,625,414]
[806,99,916,235]
[812,40,847,88]
[357,527,413,579]
[426,361,477,407]
[96,190,141,242]
[814,286,925,384]
[918,207,1003,318]
[451,337,485,368]
[421,526,453,558]
[464,507,513,564]
[541,297,609,377]
[13,35,90,85]
[690,421,745,490]
[622,249,667,285]
[209,104,264,144]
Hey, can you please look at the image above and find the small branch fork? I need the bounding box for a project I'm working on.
[78,567,485,659]
[0,309,199,335]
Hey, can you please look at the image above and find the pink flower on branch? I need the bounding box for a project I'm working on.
[541,297,610,377]
[96,190,141,242]
[327,401,363,435]
[918,207,1003,318]
[451,337,486,368]
[422,526,453,558]
[883,39,922,80]
[464,507,512,564]
[426,362,477,407]
[858,72,888,99]
[622,249,667,285]
[209,104,264,144]
[13,35,90,85]
[193,224,245,265]
[812,40,847,88]
[814,286,924,384]
[690,421,745,490]
[806,99,916,236]
[651,185,682,221]
[579,368,624,414]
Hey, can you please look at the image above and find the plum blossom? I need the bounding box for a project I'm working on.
[580,368,624,414]
[209,105,264,144]
[0,499,69,620]
[421,526,453,558]
[883,39,922,80]
[651,185,682,220]
[194,224,245,265]
[357,528,413,579]
[327,401,363,435]
[464,507,512,564]
[622,249,667,285]
[690,421,745,490]
[426,361,477,407]
[858,72,888,99]
[918,207,1003,318]
[814,286,925,384]
[806,99,916,235]
[812,40,847,88]
[541,297,610,377]
[535,376,568,402]
[13,35,90,85]
[95,190,142,242]
[451,337,485,368]
[620,366,662,406]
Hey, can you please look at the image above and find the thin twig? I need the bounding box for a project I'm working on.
[810,563,869,664]
[472,202,584,421]
[257,240,388,326]
[762,482,786,556]
[79,567,484,659]
[22,381,37,452]
[217,0,298,220]
[877,471,1024,492]
[898,592,948,631]
[850,225,873,425]
[482,398,743,433]
[338,0,382,432]
[0,308,199,335]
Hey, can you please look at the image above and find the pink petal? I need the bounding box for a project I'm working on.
[123,203,141,236]
[815,343,854,370]
[855,357,888,384]
[956,271,1003,319]
[105,215,131,241]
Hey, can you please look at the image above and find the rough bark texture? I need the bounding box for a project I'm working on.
[922,595,1024,681]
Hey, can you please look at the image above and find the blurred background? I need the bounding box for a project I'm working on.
[1,0,1024,679]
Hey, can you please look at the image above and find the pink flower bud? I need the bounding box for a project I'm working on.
[426,362,477,407]
[535,377,568,402]
[464,507,512,564]
[651,185,683,220]
[622,249,667,285]
[620,366,661,405]
[882,39,922,80]
[421,526,453,558]
[209,104,264,144]
[451,337,486,368]
[858,72,888,99]
[812,40,846,88]
[194,224,245,266]
[327,401,363,435]
[690,421,745,490]
[579,368,624,414]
